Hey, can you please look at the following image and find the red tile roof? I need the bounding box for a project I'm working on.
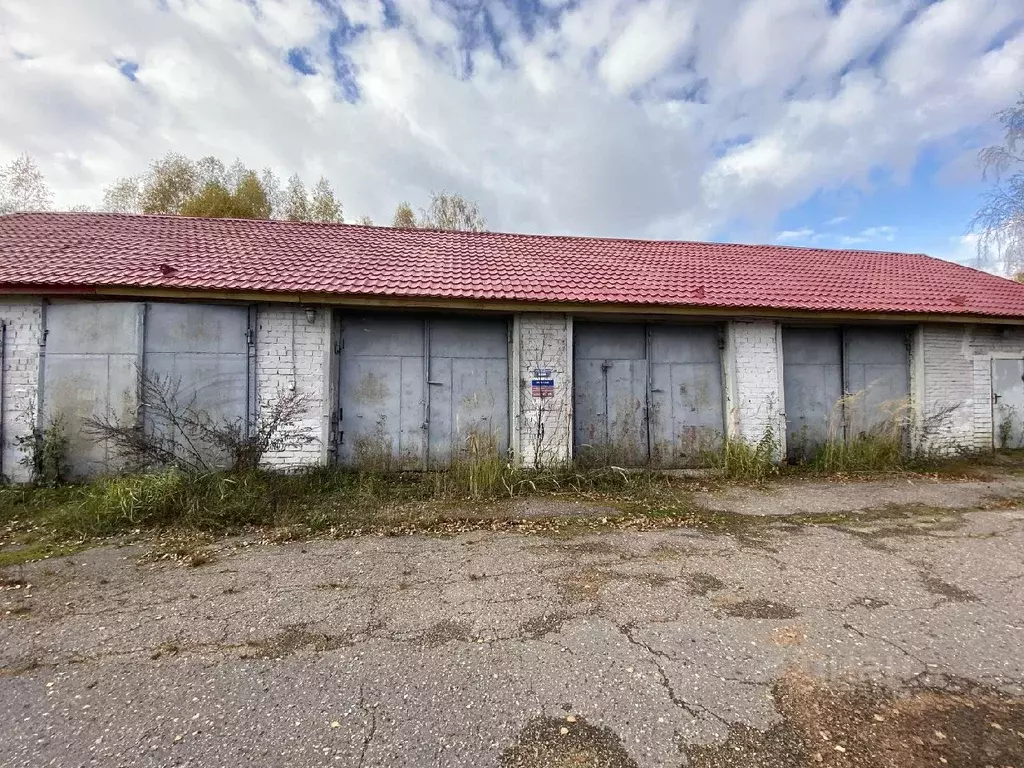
[2,212,1023,319]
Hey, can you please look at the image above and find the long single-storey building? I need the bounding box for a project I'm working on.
[2,212,1024,481]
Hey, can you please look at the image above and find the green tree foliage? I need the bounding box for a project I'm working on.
[0,153,53,214]
[284,174,310,221]
[102,175,141,214]
[420,191,486,232]
[260,168,284,219]
[179,172,271,220]
[179,182,234,218]
[358,215,374,225]
[392,201,417,228]
[391,193,486,231]
[233,172,272,219]
[139,152,200,214]
[975,96,1024,275]
[309,176,342,223]
[103,154,344,223]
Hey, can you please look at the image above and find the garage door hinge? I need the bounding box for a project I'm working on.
[245,328,255,347]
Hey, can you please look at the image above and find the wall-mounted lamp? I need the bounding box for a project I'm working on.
[304,307,318,325]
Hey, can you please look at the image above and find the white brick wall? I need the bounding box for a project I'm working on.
[255,304,332,469]
[515,313,573,466]
[917,323,1024,453]
[0,299,43,483]
[725,320,784,454]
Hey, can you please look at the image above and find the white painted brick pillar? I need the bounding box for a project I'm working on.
[512,313,573,466]
[255,304,332,470]
[0,299,44,483]
[724,320,785,456]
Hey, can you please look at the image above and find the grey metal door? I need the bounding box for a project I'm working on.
[992,358,1024,449]
[574,323,649,465]
[649,325,724,466]
[338,314,427,469]
[427,317,509,467]
[41,301,144,478]
[783,328,842,461]
[844,327,910,438]
[143,303,250,468]
[337,313,509,469]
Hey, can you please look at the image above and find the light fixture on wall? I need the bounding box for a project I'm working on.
[304,307,318,325]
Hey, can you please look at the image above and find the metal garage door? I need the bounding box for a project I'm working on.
[574,322,724,467]
[783,326,909,460]
[993,358,1024,449]
[649,325,724,465]
[143,303,251,467]
[782,328,842,461]
[844,327,910,438]
[42,302,144,478]
[337,313,509,469]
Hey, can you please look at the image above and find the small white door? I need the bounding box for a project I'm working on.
[992,358,1024,449]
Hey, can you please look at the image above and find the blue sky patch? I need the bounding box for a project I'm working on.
[115,58,139,82]
[286,47,316,76]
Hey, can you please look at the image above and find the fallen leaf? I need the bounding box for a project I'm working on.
[330,721,340,728]
[559,727,569,735]
[566,715,577,723]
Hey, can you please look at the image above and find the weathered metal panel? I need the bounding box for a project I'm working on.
[337,313,510,469]
[992,358,1024,449]
[42,301,144,478]
[427,318,509,467]
[844,327,910,437]
[143,303,249,467]
[782,327,842,460]
[338,314,426,469]
[573,323,650,465]
[649,325,724,466]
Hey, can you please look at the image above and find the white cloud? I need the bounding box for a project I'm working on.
[860,225,897,241]
[776,228,815,241]
[0,0,1021,242]
[836,225,898,246]
[598,0,695,95]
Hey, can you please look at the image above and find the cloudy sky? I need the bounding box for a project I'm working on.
[1,0,1022,263]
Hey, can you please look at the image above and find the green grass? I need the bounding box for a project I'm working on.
[700,437,780,483]
[0,462,701,561]
[0,540,82,567]
[3,442,1023,567]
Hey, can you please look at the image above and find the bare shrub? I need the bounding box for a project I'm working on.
[84,370,315,473]
[13,404,69,486]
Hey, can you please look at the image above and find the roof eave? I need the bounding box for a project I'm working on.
[3,282,1024,325]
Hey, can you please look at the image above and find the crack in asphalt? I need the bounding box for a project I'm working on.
[842,621,930,671]
[615,621,730,726]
